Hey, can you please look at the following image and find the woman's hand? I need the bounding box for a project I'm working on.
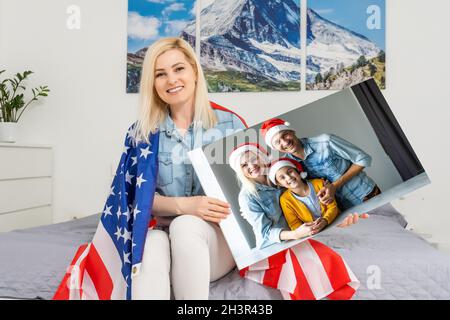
[179,196,231,224]
[337,213,369,228]
[292,223,314,239]
[317,181,337,205]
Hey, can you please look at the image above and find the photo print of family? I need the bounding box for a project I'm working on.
[127,0,385,93]
[189,79,429,269]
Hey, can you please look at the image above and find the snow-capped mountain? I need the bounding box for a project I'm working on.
[185,0,302,84]
[306,8,381,83]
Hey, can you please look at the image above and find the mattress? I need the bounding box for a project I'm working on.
[1,204,450,300]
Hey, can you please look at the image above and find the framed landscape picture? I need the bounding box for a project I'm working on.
[199,0,302,92]
[306,0,386,90]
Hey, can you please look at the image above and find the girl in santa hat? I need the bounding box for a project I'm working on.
[268,158,340,235]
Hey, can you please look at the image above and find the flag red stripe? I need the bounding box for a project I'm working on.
[239,240,358,301]
[210,101,249,128]
[288,248,316,300]
[148,217,157,229]
[268,250,287,268]
[52,244,89,300]
[85,244,114,300]
[239,267,249,277]
[262,250,288,288]
[77,249,89,299]
[308,239,353,294]
[262,266,282,289]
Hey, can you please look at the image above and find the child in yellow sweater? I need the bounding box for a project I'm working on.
[269,158,339,235]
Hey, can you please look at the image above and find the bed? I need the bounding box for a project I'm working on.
[1,204,450,300]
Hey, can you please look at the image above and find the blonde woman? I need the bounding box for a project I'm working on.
[132,37,247,299]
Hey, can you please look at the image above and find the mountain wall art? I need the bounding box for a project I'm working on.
[306,0,385,90]
[194,0,301,92]
[126,0,385,93]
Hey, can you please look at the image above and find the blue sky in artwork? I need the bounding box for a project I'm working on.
[309,0,385,50]
[127,0,195,53]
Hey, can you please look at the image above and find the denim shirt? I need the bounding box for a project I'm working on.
[287,134,376,210]
[238,184,288,250]
[156,108,246,197]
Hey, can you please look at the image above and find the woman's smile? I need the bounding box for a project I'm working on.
[249,166,260,176]
[167,85,184,94]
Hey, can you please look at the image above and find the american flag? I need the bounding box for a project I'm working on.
[53,124,159,300]
[240,239,359,300]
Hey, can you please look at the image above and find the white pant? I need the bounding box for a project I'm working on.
[131,215,236,300]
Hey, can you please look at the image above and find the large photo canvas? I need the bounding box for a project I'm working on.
[189,79,428,269]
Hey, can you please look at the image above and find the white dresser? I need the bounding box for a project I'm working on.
[0,142,53,232]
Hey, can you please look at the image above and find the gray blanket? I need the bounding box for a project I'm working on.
[1,204,450,300]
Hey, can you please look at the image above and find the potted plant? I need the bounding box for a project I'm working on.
[0,70,50,142]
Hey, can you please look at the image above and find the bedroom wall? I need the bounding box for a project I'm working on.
[0,0,4,63]
[1,1,450,251]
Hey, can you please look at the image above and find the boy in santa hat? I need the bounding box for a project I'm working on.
[268,158,339,234]
[261,118,381,210]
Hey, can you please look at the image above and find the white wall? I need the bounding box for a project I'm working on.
[1,0,135,224]
[1,0,450,250]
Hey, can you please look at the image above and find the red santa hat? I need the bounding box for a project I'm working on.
[229,143,270,173]
[260,118,291,149]
[268,157,307,185]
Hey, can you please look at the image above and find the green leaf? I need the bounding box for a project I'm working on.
[1,70,50,123]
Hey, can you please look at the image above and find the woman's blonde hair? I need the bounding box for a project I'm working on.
[236,166,259,196]
[135,37,216,143]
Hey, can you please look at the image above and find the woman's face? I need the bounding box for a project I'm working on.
[154,48,197,107]
[272,130,300,154]
[275,166,303,189]
[240,151,267,179]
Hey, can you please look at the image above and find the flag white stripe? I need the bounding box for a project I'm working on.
[93,222,127,299]
[276,250,297,294]
[81,270,100,300]
[291,241,333,299]
[248,258,270,271]
[280,290,293,300]
[245,270,265,284]
[68,244,91,300]
[343,260,360,291]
